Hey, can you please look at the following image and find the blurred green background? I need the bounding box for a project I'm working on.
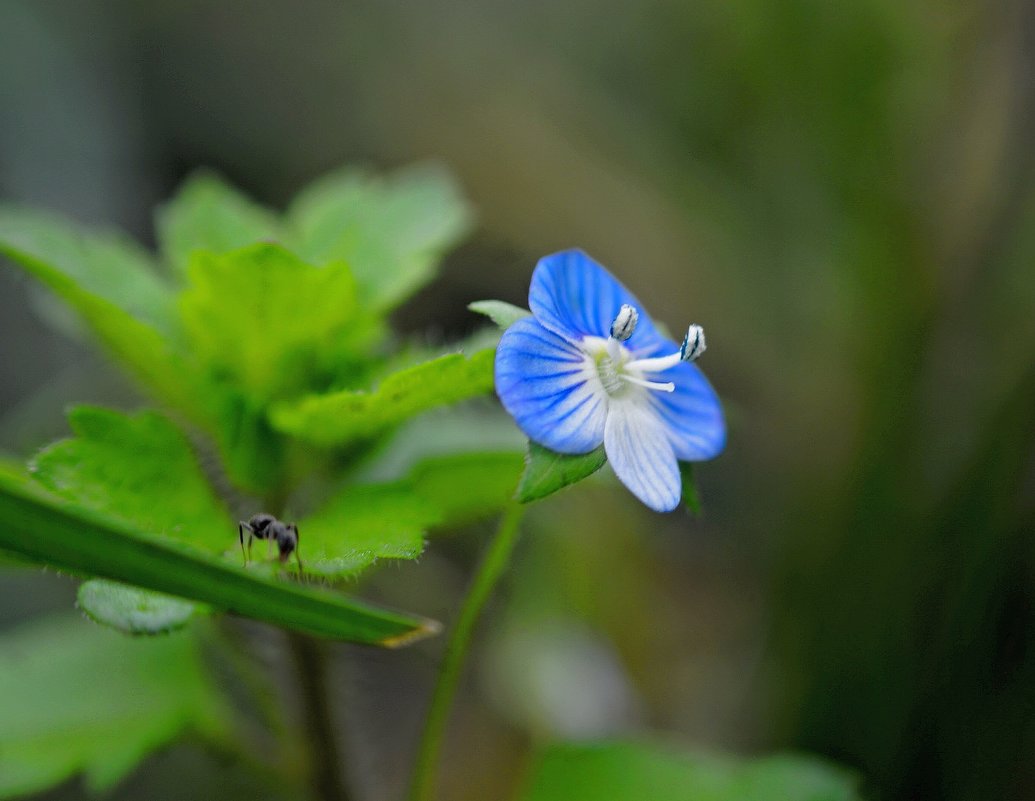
[1,1,1034,799]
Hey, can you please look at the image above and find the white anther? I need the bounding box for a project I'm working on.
[609,304,638,342]
[680,324,706,362]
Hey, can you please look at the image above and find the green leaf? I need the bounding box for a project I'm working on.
[178,243,359,401]
[298,483,433,575]
[156,171,280,275]
[19,406,438,642]
[354,405,526,482]
[0,229,205,418]
[0,614,229,798]
[157,164,473,312]
[208,390,291,495]
[0,475,440,645]
[299,451,523,576]
[520,741,862,801]
[27,405,515,590]
[287,163,473,310]
[0,456,31,487]
[270,349,496,447]
[517,441,607,503]
[77,579,202,635]
[679,462,702,516]
[0,465,37,567]
[0,206,176,333]
[31,406,232,552]
[468,299,532,329]
[409,451,523,525]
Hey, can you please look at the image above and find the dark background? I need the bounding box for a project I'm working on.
[2,1,1035,799]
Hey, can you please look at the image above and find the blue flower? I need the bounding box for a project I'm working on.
[495,249,725,512]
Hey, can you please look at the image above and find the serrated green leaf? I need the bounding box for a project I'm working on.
[0,475,440,644]
[14,406,442,641]
[468,299,532,329]
[77,579,202,635]
[299,484,433,575]
[156,171,280,275]
[679,462,701,516]
[0,206,176,333]
[520,741,862,801]
[270,349,495,447]
[31,406,231,552]
[157,164,472,312]
[208,390,292,494]
[287,163,473,310]
[0,614,229,798]
[27,405,517,582]
[517,441,607,503]
[0,238,205,418]
[178,243,359,402]
[299,451,523,576]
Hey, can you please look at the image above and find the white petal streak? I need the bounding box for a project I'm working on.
[603,397,681,512]
[495,318,607,453]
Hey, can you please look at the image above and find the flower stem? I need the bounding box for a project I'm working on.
[407,503,526,801]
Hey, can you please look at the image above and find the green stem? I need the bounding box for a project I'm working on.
[408,503,526,801]
[287,631,351,801]
[263,495,348,801]
[208,619,290,742]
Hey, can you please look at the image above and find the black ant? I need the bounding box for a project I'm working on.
[239,513,303,573]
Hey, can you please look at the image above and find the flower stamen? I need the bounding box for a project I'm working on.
[625,351,682,373]
[681,324,706,362]
[591,316,707,398]
[626,323,707,373]
[623,375,675,392]
[609,304,638,341]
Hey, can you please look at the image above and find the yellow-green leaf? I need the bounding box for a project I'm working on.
[287,163,473,310]
[0,243,204,419]
[178,243,359,401]
[0,206,175,333]
[155,171,280,275]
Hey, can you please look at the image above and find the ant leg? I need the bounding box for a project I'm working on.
[238,522,252,566]
[291,524,303,576]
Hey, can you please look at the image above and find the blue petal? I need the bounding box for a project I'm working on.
[604,397,681,512]
[529,250,667,355]
[495,317,606,454]
[649,360,726,461]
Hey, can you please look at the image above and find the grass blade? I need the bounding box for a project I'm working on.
[0,478,439,647]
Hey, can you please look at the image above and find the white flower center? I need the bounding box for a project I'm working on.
[579,308,706,400]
